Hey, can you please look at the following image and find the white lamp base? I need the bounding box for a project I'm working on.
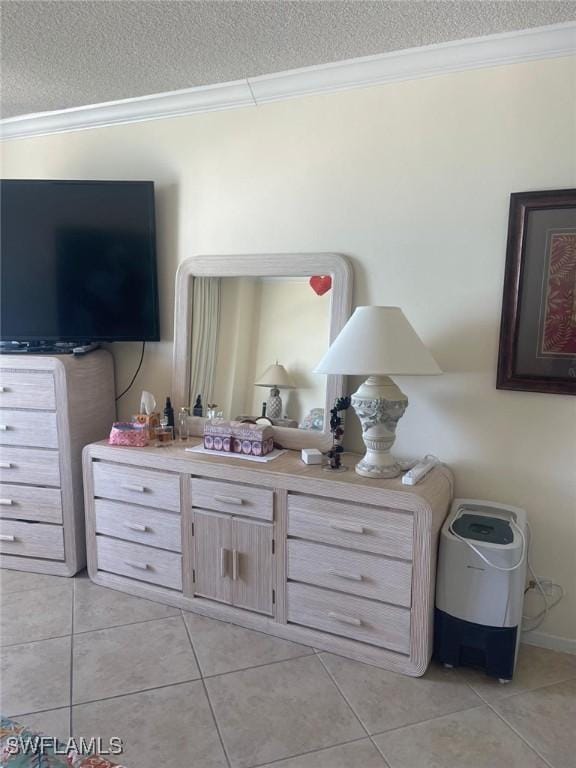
[351,375,408,478]
[266,387,283,419]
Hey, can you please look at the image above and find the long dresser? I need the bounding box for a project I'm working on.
[0,352,115,576]
[84,439,452,676]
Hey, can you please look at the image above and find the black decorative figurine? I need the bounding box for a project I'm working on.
[326,396,351,470]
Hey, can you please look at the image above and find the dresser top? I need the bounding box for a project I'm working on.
[0,350,112,371]
[86,439,453,524]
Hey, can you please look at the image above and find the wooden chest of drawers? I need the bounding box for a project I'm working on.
[83,441,452,676]
[0,353,115,577]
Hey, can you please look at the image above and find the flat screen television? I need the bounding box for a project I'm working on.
[1,179,160,344]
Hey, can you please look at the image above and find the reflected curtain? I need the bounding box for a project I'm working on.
[189,277,221,406]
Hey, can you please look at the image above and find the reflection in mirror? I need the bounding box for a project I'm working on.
[189,277,331,430]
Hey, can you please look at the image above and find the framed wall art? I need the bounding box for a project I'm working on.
[497,189,576,395]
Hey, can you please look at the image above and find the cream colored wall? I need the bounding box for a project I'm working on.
[249,280,330,424]
[211,277,261,420]
[2,56,575,640]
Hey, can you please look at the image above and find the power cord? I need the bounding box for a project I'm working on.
[522,521,564,632]
[116,341,146,402]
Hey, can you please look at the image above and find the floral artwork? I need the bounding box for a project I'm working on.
[540,232,576,356]
[497,189,576,394]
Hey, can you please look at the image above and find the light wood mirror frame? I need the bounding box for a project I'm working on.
[172,253,353,451]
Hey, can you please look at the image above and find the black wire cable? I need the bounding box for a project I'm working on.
[115,341,146,402]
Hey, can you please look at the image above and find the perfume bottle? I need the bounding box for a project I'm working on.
[164,397,175,428]
[178,407,190,441]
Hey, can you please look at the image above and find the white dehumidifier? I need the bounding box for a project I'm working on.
[435,498,527,681]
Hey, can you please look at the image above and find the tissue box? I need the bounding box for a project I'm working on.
[231,421,274,456]
[204,420,233,452]
[203,420,274,456]
[132,412,161,440]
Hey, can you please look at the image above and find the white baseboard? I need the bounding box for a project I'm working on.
[522,630,576,655]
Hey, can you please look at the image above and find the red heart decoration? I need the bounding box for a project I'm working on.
[310,275,332,296]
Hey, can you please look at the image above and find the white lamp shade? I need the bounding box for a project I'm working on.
[315,306,441,376]
[255,363,296,389]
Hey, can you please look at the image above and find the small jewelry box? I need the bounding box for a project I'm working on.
[109,422,149,447]
[301,448,323,465]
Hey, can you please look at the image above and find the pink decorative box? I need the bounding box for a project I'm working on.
[203,420,274,456]
[109,422,149,447]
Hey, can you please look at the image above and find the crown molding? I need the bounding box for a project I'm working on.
[249,21,576,103]
[0,80,256,141]
[2,22,574,141]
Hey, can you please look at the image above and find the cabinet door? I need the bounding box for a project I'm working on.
[232,518,274,615]
[193,510,232,605]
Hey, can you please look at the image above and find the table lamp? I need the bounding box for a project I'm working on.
[315,306,441,478]
[255,362,295,420]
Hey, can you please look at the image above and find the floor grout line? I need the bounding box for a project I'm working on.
[485,700,556,768]
[368,702,486,739]
[8,705,71,719]
[71,677,203,709]
[181,609,232,768]
[371,737,393,768]
[1,631,73,648]
[69,577,75,738]
[71,611,182,637]
[201,651,316,681]
[245,736,372,768]
[465,671,576,706]
[0,613,184,650]
[316,652,371,737]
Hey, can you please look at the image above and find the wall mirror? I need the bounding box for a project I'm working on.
[172,253,353,450]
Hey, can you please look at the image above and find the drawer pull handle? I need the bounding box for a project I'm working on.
[126,522,148,533]
[220,547,228,578]
[0,387,7,393]
[330,522,365,535]
[0,499,13,506]
[328,569,363,582]
[232,549,239,581]
[121,484,147,493]
[125,559,149,570]
[214,494,244,506]
[0,534,16,542]
[328,611,362,627]
[0,425,8,431]
[0,462,13,469]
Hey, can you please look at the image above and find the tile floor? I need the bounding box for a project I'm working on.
[1,569,575,768]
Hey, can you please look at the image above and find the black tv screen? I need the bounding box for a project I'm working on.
[1,180,160,342]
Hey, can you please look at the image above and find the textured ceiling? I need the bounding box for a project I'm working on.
[1,0,575,119]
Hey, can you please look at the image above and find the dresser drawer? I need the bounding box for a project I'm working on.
[0,484,62,524]
[0,371,56,410]
[287,540,412,607]
[0,410,58,449]
[191,478,273,521]
[0,447,61,487]
[94,499,181,552]
[287,495,413,559]
[96,536,182,590]
[93,462,180,512]
[287,582,410,654]
[0,519,64,560]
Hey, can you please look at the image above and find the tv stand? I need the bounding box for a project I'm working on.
[0,342,101,356]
